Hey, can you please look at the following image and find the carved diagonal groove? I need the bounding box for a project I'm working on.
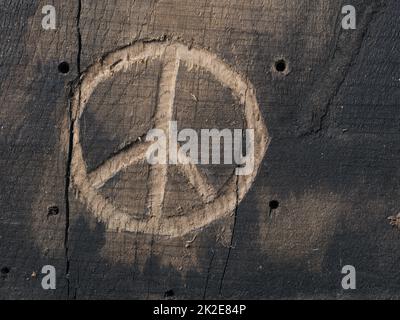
[88,142,150,189]
[177,149,217,203]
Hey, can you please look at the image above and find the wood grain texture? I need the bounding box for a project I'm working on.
[0,0,78,299]
[1,0,400,299]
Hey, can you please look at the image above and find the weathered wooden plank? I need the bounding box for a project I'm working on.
[1,0,400,300]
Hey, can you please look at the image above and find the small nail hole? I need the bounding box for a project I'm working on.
[164,289,175,298]
[269,200,279,210]
[274,59,287,73]
[1,267,10,275]
[58,62,70,74]
[47,206,59,216]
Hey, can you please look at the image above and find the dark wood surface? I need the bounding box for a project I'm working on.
[1,0,399,299]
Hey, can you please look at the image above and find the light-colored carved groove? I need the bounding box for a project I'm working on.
[88,142,150,189]
[176,148,217,203]
[145,46,180,217]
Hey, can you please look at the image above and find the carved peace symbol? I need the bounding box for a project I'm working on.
[69,40,269,237]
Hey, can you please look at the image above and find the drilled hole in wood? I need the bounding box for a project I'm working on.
[58,61,70,74]
[164,289,175,298]
[1,267,10,275]
[274,59,287,73]
[269,200,279,210]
